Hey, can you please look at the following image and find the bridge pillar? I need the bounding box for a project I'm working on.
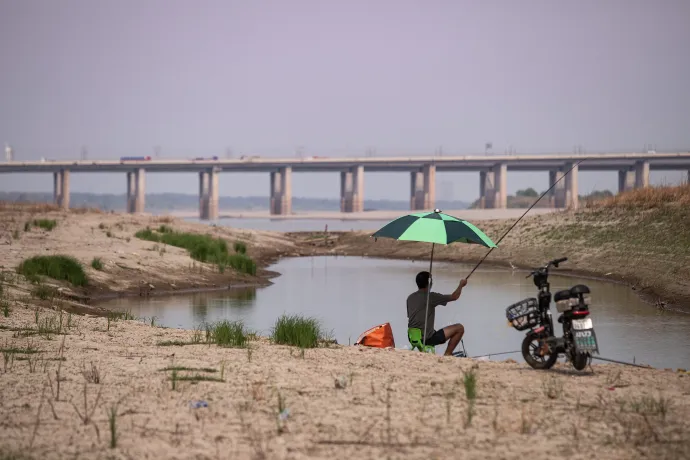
[340,171,352,212]
[564,162,579,209]
[127,168,146,213]
[53,169,70,209]
[422,164,435,210]
[352,165,364,212]
[478,170,495,209]
[199,169,219,220]
[634,160,650,189]
[548,170,556,207]
[618,168,635,194]
[270,166,292,215]
[410,170,424,210]
[340,165,364,212]
[199,171,209,219]
[552,170,566,208]
[494,163,507,209]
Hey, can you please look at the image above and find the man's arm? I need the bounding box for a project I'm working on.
[448,278,468,302]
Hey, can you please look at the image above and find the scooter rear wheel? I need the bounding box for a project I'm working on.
[522,332,558,370]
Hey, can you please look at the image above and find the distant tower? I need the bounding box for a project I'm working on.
[80,145,88,160]
[154,145,161,158]
[225,147,233,159]
[4,143,13,161]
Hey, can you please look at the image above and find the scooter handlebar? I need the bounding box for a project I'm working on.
[526,257,568,278]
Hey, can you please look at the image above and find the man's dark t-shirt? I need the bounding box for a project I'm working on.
[407,290,453,340]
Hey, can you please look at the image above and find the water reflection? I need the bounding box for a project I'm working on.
[98,257,690,370]
[189,289,257,325]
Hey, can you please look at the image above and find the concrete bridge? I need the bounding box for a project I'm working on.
[1,152,689,220]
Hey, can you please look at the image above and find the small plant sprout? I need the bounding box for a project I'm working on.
[107,405,118,448]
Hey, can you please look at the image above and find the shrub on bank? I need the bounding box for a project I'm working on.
[206,320,249,348]
[135,227,256,275]
[17,255,88,286]
[271,314,325,349]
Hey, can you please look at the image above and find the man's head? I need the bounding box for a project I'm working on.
[416,271,431,290]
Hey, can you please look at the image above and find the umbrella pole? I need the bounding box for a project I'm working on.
[422,243,435,346]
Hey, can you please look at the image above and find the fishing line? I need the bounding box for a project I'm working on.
[465,158,587,280]
[467,350,521,359]
[591,356,653,369]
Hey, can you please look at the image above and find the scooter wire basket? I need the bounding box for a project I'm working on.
[505,297,540,331]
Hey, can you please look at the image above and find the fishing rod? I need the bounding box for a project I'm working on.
[465,158,586,280]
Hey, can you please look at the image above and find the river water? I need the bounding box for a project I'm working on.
[99,256,690,370]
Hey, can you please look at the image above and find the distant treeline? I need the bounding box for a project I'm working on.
[0,192,471,212]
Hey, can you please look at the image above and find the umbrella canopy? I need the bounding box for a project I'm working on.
[372,210,497,248]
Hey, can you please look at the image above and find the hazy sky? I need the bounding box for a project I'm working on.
[1,0,689,201]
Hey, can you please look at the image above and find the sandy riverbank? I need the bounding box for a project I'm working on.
[1,303,689,460]
[0,202,299,305]
[1,192,690,458]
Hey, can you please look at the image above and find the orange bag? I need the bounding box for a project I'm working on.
[354,323,395,348]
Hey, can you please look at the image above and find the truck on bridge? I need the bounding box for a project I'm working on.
[120,156,152,162]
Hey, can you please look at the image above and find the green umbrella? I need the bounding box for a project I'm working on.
[372,209,497,347]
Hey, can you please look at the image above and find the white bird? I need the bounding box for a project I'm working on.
[509,261,517,270]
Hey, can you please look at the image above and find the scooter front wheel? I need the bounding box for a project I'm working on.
[522,332,558,370]
[571,351,590,371]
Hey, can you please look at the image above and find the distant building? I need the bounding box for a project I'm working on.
[4,143,13,162]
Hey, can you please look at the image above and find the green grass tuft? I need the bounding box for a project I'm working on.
[32,219,57,231]
[17,255,88,286]
[207,320,249,348]
[171,374,225,383]
[234,241,247,254]
[157,340,193,347]
[91,257,104,271]
[135,227,256,275]
[463,368,478,401]
[271,314,325,348]
[158,366,217,373]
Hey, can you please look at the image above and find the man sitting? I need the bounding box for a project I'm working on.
[407,271,467,356]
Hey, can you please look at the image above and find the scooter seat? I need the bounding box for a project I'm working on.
[554,290,572,302]
[570,284,590,295]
